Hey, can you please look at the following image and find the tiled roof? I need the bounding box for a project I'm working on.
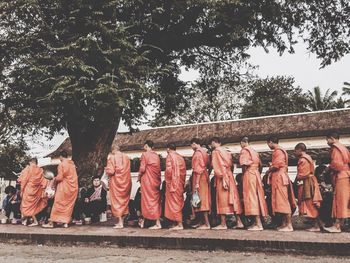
[46,108,350,157]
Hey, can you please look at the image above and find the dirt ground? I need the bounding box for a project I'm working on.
[0,243,348,263]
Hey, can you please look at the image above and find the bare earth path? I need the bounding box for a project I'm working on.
[0,243,349,263]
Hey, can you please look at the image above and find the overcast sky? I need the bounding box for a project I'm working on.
[30,41,350,158]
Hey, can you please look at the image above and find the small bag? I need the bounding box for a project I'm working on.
[191,190,201,208]
[45,187,55,199]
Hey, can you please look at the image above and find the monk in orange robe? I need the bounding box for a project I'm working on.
[164,143,187,230]
[105,145,132,229]
[323,133,350,233]
[43,151,78,228]
[266,136,296,232]
[138,140,162,229]
[294,143,323,232]
[190,138,211,230]
[18,158,48,226]
[239,137,268,231]
[211,137,243,230]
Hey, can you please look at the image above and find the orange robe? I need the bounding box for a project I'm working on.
[50,159,78,224]
[329,142,350,219]
[296,153,322,218]
[18,164,48,217]
[139,151,162,220]
[191,148,211,212]
[164,152,187,222]
[269,147,296,215]
[239,146,268,217]
[212,147,242,215]
[105,152,132,217]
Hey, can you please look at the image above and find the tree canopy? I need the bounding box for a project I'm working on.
[1,0,350,182]
[306,86,342,111]
[240,76,308,118]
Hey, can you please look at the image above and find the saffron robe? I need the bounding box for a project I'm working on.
[329,142,350,219]
[212,147,242,215]
[50,159,78,224]
[164,152,187,222]
[296,153,322,218]
[270,147,297,215]
[18,163,48,217]
[239,146,268,217]
[191,148,211,212]
[105,151,132,217]
[139,151,162,220]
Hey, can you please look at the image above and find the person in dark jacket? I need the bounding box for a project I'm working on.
[83,176,107,223]
[2,185,21,221]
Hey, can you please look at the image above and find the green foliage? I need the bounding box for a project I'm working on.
[0,140,30,179]
[150,48,254,126]
[306,86,342,111]
[1,1,350,181]
[1,0,153,135]
[1,0,350,135]
[343,82,350,104]
[240,76,308,118]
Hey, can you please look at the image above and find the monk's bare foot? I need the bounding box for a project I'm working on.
[276,224,286,230]
[247,225,263,231]
[233,224,245,229]
[212,224,227,230]
[22,219,28,226]
[170,225,183,230]
[113,224,124,229]
[28,222,39,227]
[149,224,162,230]
[277,226,293,232]
[323,226,341,233]
[306,226,321,232]
[318,221,325,229]
[42,223,54,228]
[63,223,69,228]
[196,224,211,230]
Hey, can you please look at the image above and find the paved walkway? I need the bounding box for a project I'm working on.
[0,243,349,263]
[0,224,349,255]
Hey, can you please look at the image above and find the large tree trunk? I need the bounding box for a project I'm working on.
[66,114,121,188]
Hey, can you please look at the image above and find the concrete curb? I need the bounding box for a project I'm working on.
[0,231,349,256]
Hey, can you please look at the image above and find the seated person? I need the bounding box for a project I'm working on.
[134,187,146,227]
[160,180,172,227]
[72,187,87,224]
[83,176,107,223]
[182,178,194,227]
[262,170,282,228]
[314,164,333,227]
[234,173,253,228]
[209,176,220,227]
[2,186,21,223]
[37,178,56,224]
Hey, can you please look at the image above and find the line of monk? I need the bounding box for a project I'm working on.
[16,132,349,233]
